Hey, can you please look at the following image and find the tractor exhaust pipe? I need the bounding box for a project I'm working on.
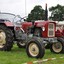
[45,3,48,21]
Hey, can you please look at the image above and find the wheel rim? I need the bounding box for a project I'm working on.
[29,43,39,57]
[52,42,62,53]
[19,42,25,46]
[0,30,6,48]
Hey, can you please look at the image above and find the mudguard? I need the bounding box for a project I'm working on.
[4,22,14,27]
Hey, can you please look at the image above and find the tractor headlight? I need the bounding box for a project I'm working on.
[42,27,45,31]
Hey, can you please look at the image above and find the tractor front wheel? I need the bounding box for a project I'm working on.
[26,40,45,58]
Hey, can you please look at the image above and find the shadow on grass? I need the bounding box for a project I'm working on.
[11,44,26,53]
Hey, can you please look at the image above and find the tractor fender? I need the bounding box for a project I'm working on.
[4,22,14,27]
[0,19,14,27]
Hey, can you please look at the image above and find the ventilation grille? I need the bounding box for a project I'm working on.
[48,23,55,37]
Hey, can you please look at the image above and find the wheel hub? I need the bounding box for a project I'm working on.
[29,43,39,57]
[0,31,6,48]
[0,35,4,42]
[52,42,62,53]
[54,44,61,49]
[32,48,35,51]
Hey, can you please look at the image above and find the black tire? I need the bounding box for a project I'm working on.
[0,25,13,51]
[26,40,45,58]
[17,41,26,48]
[17,33,27,48]
[57,37,64,53]
[33,28,41,37]
[45,43,50,49]
[50,37,64,54]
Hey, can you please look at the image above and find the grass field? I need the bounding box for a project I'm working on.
[0,44,64,64]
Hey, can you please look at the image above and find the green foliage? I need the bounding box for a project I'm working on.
[49,4,64,21]
[27,5,45,22]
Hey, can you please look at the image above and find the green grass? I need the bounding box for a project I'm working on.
[0,44,64,64]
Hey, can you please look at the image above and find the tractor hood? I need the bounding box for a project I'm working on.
[34,20,52,27]
[22,20,56,27]
[22,20,56,32]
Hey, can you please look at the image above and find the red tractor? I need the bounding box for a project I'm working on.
[21,21,64,54]
[0,12,45,58]
[20,4,64,54]
[21,19,63,53]
[51,21,64,54]
[0,4,63,58]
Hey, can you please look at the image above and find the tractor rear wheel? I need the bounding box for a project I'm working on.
[0,25,13,51]
[50,37,64,53]
[26,40,45,58]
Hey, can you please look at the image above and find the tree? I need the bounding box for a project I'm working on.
[49,4,64,21]
[26,5,45,22]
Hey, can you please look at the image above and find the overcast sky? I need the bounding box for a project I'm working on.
[0,0,64,17]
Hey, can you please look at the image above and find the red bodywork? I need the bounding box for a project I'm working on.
[22,20,56,38]
[4,22,14,27]
[55,29,63,37]
[4,20,64,38]
[55,24,64,37]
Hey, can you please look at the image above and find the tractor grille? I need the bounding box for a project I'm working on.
[48,23,55,37]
